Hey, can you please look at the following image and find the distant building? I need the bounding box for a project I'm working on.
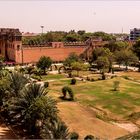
[129,28,140,40]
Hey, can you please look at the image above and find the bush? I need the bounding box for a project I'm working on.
[62,86,74,100]
[31,75,41,81]
[19,67,25,73]
[44,82,49,88]
[84,135,95,140]
[91,78,95,82]
[122,75,129,80]
[101,72,106,80]
[113,81,120,91]
[71,78,76,85]
[87,76,90,81]
[69,132,79,140]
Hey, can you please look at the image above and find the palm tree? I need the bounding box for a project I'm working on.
[8,72,28,97]
[9,83,58,136]
[40,119,69,139]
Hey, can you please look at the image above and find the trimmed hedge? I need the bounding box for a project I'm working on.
[71,78,76,85]
[62,86,74,101]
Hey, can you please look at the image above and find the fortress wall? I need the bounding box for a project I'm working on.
[21,46,87,63]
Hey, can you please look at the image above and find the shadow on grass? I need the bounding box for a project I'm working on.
[59,96,74,101]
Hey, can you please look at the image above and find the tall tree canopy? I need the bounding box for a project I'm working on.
[37,56,52,74]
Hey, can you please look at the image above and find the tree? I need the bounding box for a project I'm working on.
[91,47,106,63]
[77,30,85,36]
[8,83,58,136]
[71,61,88,76]
[104,41,128,52]
[8,72,28,97]
[0,56,5,70]
[37,56,52,74]
[115,50,138,70]
[92,31,116,41]
[65,34,80,42]
[133,39,140,59]
[63,53,79,67]
[95,56,109,73]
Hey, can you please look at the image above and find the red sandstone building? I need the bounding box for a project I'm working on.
[0,28,107,64]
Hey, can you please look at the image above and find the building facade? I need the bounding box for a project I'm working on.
[130,28,140,40]
[0,28,107,64]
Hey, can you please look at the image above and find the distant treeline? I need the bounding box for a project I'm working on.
[22,30,128,45]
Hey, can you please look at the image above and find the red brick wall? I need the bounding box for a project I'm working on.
[21,46,86,63]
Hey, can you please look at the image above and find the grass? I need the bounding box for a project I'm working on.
[32,74,66,81]
[67,77,140,116]
[46,71,140,118]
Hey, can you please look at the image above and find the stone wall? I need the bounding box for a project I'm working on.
[20,45,87,63]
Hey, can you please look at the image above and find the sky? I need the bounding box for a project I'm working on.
[0,0,140,33]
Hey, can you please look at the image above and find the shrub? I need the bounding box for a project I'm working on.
[62,86,74,100]
[69,132,79,140]
[87,76,90,81]
[84,135,95,140]
[71,78,76,85]
[122,75,129,80]
[44,82,49,88]
[101,72,106,80]
[91,78,95,82]
[19,67,25,73]
[113,81,120,91]
[31,75,41,81]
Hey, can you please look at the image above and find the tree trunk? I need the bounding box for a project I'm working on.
[125,64,128,71]
[44,69,46,75]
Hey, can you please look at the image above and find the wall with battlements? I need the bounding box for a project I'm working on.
[20,45,87,63]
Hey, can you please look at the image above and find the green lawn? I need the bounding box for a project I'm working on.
[44,72,140,118]
[32,74,66,81]
[70,77,140,116]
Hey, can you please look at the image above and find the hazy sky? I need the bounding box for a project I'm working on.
[0,0,140,33]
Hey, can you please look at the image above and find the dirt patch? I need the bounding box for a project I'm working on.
[58,102,129,139]
[112,122,139,133]
[0,123,17,139]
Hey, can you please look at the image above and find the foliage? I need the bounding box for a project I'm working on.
[8,83,58,135]
[40,119,69,139]
[8,72,28,97]
[0,70,69,138]
[44,81,49,88]
[115,50,138,70]
[0,77,10,106]
[133,39,140,59]
[69,132,79,140]
[71,78,76,85]
[22,30,116,45]
[37,56,52,74]
[62,86,74,100]
[84,135,95,140]
[0,55,5,70]
[90,47,114,73]
[92,31,116,41]
[63,53,79,67]
[71,61,87,76]
[65,34,80,42]
[113,81,120,91]
[25,66,35,75]
[104,41,128,52]
[95,56,109,72]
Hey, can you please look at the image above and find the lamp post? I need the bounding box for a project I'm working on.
[40,26,44,34]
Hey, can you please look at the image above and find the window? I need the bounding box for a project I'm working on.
[17,45,20,50]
